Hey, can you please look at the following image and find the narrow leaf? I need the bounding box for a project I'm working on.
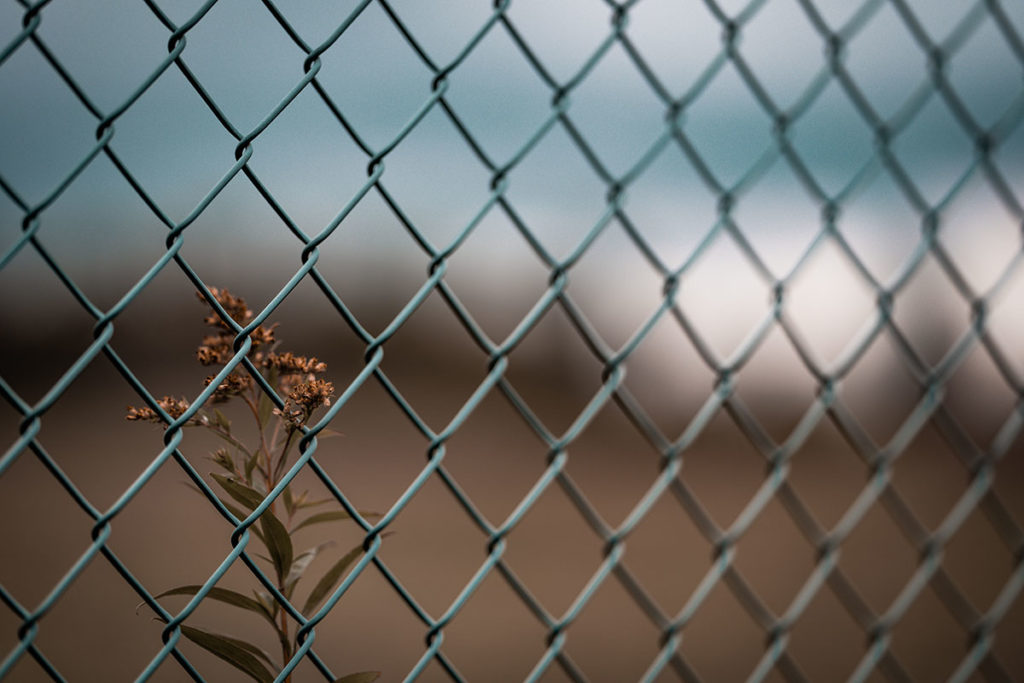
[211,474,265,511]
[295,497,338,510]
[183,482,267,545]
[316,428,345,439]
[154,585,275,625]
[284,542,335,598]
[283,485,295,517]
[334,673,381,683]
[213,408,232,432]
[302,543,364,616]
[244,449,260,481]
[253,589,278,619]
[210,449,235,474]
[218,498,249,522]
[296,510,382,532]
[217,498,267,546]
[290,511,353,533]
[260,509,294,583]
[151,613,278,669]
[179,624,276,683]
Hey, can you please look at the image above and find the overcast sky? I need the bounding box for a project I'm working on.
[1,0,1022,382]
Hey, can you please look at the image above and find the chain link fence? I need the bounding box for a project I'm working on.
[1,0,1023,680]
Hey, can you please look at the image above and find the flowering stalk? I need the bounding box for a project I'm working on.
[129,288,379,683]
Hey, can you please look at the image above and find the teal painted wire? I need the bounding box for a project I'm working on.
[0,10,40,67]
[2,0,1024,681]
[0,379,206,680]
[137,32,515,670]
[138,531,255,680]
[0,124,114,270]
[0,1,262,672]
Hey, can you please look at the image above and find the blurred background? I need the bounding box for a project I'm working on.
[1,0,1023,680]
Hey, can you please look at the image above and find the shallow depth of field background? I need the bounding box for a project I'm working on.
[1,0,1023,681]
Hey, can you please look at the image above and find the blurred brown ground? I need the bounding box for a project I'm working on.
[0,276,1022,682]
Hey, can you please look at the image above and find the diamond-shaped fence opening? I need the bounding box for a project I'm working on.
[1,1,1022,681]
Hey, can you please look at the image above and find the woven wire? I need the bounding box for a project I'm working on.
[1,0,1023,680]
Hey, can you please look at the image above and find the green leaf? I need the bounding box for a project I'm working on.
[257,366,279,429]
[182,482,267,546]
[282,485,295,517]
[178,624,276,683]
[218,498,249,522]
[260,508,293,583]
[217,498,267,546]
[255,552,274,566]
[294,510,383,534]
[244,449,260,481]
[295,496,335,510]
[211,474,265,511]
[213,408,232,432]
[210,477,290,574]
[252,589,278,619]
[154,585,275,625]
[302,543,365,616]
[210,448,235,473]
[284,542,335,599]
[334,673,381,683]
[290,511,353,533]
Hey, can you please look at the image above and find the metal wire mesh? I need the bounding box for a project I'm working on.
[1,0,1023,680]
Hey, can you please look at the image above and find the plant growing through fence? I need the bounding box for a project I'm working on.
[128,287,379,683]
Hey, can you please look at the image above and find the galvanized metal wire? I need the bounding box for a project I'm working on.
[1,0,1023,680]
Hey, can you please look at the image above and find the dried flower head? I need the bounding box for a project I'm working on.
[278,372,307,397]
[248,323,277,349]
[291,378,334,412]
[125,396,194,423]
[263,352,327,375]
[274,378,334,427]
[127,286,375,682]
[204,373,252,403]
[197,334,234,366]
[198,287,252,330]
[196,288,276,359]
[272,404,305,428]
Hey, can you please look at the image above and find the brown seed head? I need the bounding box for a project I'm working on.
[204,373,252,403]
[248,323,277,349]
[289,378,334,412]
[274,378,334,428]
[197,334,234,365]
[263,351,327,375]
[273,404,306,428]
[195,287,279,372]
[125,396,194,423]
[198,287,253,330]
